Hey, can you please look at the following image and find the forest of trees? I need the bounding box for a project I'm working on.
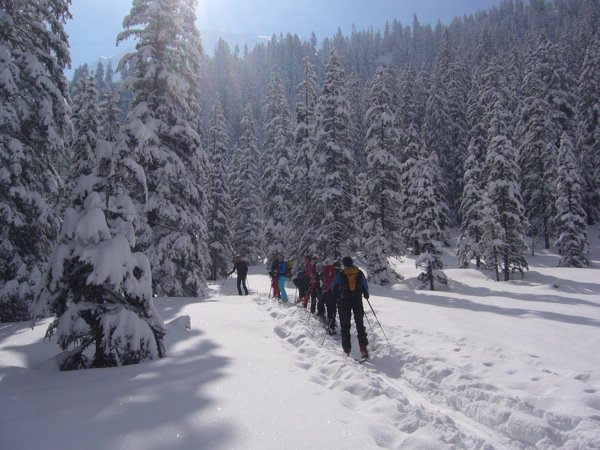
[1,0,598,368]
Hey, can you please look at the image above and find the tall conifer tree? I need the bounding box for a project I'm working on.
[261,68,293,254]
[555,132,589,267]
[310,50,354,258]
[0,0,71,321]
[116,0,209,296]
[207,101,233,280]
[230,108,262,262]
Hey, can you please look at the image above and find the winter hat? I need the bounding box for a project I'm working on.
[342,256,353,267]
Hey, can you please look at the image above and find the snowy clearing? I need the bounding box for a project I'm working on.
[1,230,600,449]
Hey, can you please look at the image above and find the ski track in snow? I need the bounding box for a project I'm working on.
[252,293,600,449]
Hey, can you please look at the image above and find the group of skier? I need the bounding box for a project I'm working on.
[266,252,371,359]
[227,252,371,358]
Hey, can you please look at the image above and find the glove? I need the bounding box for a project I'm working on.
[364,293,370,300]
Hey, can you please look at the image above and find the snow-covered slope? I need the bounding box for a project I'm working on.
[1,231,599,449]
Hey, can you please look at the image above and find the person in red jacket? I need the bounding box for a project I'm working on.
[320,260,341,334]
[303,254,320,312]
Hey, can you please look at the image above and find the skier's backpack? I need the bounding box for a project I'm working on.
[341,266,362,293]
[285,261,293,279]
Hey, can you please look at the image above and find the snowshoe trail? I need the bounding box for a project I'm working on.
[255,293,599,449]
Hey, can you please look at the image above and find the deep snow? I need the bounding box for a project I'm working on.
[1,230,599,449]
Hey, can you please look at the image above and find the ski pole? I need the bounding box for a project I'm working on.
[363,308,374,331]
[221,275,228,291]
[364,297,391,349]
[320,314,336,345]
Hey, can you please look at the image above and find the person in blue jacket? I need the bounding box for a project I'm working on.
[332,256,369,358]
[277,253,289,302]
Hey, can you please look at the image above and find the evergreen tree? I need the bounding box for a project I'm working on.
[100,86,122,142]
[457,84,487,268]
[483,93,528,281]
[33,138,166,370]
[71,74,101,181]
[116,0,209,296]
[362,66,402,283]
[396,67,424,143]
[310,50,355,258]
[104,61,114,91]
[0,0,71,321]
[346,72,367,168]
[423,31,462,228]
[94,61,106,99]
[290,58,318,260]
[413,153,447,291]
[517,43,557,253]
[576,32,600,224]
[206,101,233,280]
[261,68,293,254]
[555,132,589,267]
[399,124,424,254]
[230,108,262,263]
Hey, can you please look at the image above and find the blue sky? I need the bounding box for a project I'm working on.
[67,0,504,70]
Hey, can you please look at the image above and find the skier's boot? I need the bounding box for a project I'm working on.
[360,346,369,359]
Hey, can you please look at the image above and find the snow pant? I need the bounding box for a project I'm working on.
[316,290,326,318]
[278,276,288,302]
[237,274,249,295]
[293,276,308,302]
[303,282,319,312]
[271,276,280,298]
[322,290,337,330]
[338,294,368,354]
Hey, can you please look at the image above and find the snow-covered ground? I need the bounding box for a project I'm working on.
[1,230,600,449]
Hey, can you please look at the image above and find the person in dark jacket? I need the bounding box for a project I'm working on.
[228,255,249,295]
[268,251,280,298]
[332,256,370,358]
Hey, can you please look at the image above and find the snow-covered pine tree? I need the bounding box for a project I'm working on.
[104,61,115,92]
[362,66,402,284]
[399,124,424,255]
[576,32,600,224]
[70,73,100,181]
[261,68,293,254]
[396,67,423,146]
[412,152,448,290]
[206,100,233,280]
[230,107,263,263]
[310,50,355,258]
[423,31,462,228]
[517,43,557,254]
[99,86,122,143]
[115,0,209,296]
[483,90,528,281]
[33,138,166,370]
[457,80,487,268]
[346,72,367,169]
[289,58,318,260]
[94,61,106,100]
[0,1,71,322]
[554,132,590,267]
[479,194,505,282]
